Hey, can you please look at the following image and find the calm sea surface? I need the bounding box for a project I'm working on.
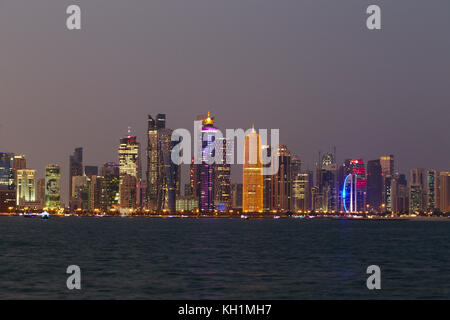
[0,216,450,299]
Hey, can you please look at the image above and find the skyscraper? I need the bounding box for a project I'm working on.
[45,164,61,210]
[118,133,140,212]
[16,169,36,206]
[243,127,263,213]
[291,155,306,212]
[214,137,232,212]
[37,178,46,208]
[200,112,217,213]
[380,154,394,210]
[0,153,16,211]
[0,153,14,190]
[268,144,292,212]
[147,114,179,212]
[147,114,164,210]
[426,170,439,212]
[409,168,425,213]
[99,162,120,211]
[380,155,394,177]
[439,172,450,213]
[69,148,83,203]
[351,159,367,212]
[366,160,383,212]
[409,168,426,212]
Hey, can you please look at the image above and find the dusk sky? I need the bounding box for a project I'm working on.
[0,0,449,202]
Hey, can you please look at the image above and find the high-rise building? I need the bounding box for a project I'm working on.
[243,127,263,213]
[13,155,26,188]
[291,155,302,212]
[380,155,394,210]
[409,168,425,213]
[0,153,14,190]
[16,169,36,205]
[391,173,408,214]
[268,144,292,212]
[380,155,394,177]
[146,114,179,212]
[200,113,217,213]
[99,162,120,211]
[0,152,15,212]
[45,164,61,210]
[439,172,450,213]
[214,137,232,212]
[147,114,163,210]
[119,174,137,211]
[118,134,140,212]
[231,183,243,209]
[160,128,179,213]
[262,145,272,212]
[351,159,367,212]
[426,170,439,212]
[366,160,383,212]
[189,157,201,198]
[71,175,90,211]
[69,148,83,203]
[340,159,367,212]
[37,178,46,207]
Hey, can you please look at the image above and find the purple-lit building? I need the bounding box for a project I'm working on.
[199,113,217,213]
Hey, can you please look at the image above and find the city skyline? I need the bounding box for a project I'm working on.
[1,111,449,215]
[0,112,449,207]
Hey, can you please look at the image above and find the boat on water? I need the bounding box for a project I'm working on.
[274,215,281,219]
[39,211,50,219]
[22,211,49,219]
[22,212,36,218]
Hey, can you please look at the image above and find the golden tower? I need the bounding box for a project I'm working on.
[243,126,263,213]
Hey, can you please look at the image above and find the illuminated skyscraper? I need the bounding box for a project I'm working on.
[380,155,394,177]
[341,159,366,212]
[380,154,394,210]
[351,159,367,212]
[160,128,180,213]
[262,145,272,212]
[200,113,217,213]
[0,153,14,190]
[16,169,36,205]
[409,168,425,213]
[147,114,179,212]
[147,114,165,210]
[99,162,120,211]
[189,157,201,198]
[291,155,306,212]
[426,170,439,212]
[214,137,232,212]
[243,127,263,213]
[118,133,140,211]
[45,164,61,210]
[0,153,16,211]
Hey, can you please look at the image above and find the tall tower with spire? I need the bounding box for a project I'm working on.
[199,112,217,213]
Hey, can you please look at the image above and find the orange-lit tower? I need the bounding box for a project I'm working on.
[243,126,263,213]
